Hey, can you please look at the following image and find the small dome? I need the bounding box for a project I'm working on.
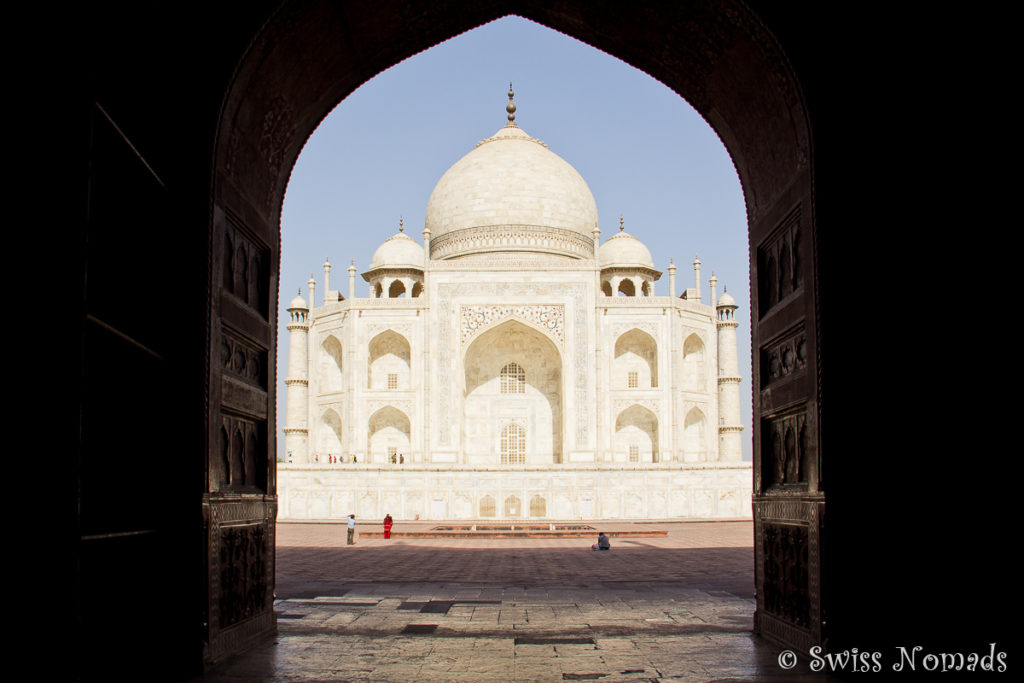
[368,229,424,270]
[599,228,654,268]
[288,293,308,310]
[717,291,737,307]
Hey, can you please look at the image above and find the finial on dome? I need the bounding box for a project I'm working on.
[619,216,625,232]
[506,82,517,124]
[399,216,404,232]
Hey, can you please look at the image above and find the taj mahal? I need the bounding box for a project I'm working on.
[277,89,752,521]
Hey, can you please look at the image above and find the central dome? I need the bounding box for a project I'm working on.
[425,122,599,261]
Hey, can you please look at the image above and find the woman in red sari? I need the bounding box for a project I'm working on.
[383,514,393,539]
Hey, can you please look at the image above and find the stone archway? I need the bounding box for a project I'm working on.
[207,0,819,661]
[70,1,904,677]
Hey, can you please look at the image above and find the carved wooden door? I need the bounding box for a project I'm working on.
[750,173,823,652]
[203,197,279,664]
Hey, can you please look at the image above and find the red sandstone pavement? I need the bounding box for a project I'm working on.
[276,520,754,597]
[192,522,831,682]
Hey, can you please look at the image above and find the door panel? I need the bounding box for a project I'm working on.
[203,202,279,664]
[750,173,823,652]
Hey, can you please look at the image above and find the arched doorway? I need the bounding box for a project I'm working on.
[212,0,818,663]
[462,319,563,465]
[210,1,821,658]
[71,1,893,677]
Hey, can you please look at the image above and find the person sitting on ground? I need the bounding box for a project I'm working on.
[591,532,611,551]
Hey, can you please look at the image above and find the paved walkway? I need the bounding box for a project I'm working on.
[195,521,839,682]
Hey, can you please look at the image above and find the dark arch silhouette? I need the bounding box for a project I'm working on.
[59,1,1010,679]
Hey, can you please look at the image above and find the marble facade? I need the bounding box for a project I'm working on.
[279,96,751,520]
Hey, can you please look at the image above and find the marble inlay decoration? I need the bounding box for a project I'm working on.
[461,304,565,346]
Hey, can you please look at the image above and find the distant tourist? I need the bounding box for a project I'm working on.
[347,514,356,545]
[399,454,404,464]
[383,514,394,539]
[591,532,611,551]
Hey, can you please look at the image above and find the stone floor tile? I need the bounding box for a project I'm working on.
[193,522,787,682]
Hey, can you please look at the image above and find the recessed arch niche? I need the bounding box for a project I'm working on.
[614,404,659,463]
[319,335,343,393]
[614,328,658,389]
[368,330,411,390]
[681,334,706,391]
[318,408,343,460]
[462,319,562,465]
[683,407,709,462]
[367,405,411,464]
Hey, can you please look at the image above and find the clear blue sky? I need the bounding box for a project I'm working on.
[279,16,751,460]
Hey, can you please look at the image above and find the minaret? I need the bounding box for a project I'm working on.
[693,254,702,303]
[284,290,311,463]
[323,258,332,303]
[709,271,718,309]
[716,288,744,461]
[667,258,677,298]
[348,259,357,300]
[307,273,316,311]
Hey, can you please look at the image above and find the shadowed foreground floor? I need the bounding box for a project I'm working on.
[194,521,840,682]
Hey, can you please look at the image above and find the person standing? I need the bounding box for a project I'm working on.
[383,514,393,540]
[347,514,356,545]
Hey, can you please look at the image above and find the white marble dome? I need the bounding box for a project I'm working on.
[287,293,307,310]
[599,228,655,268]
[425,123,599,260]
[369,229,424,270]
[717,291,737,307]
